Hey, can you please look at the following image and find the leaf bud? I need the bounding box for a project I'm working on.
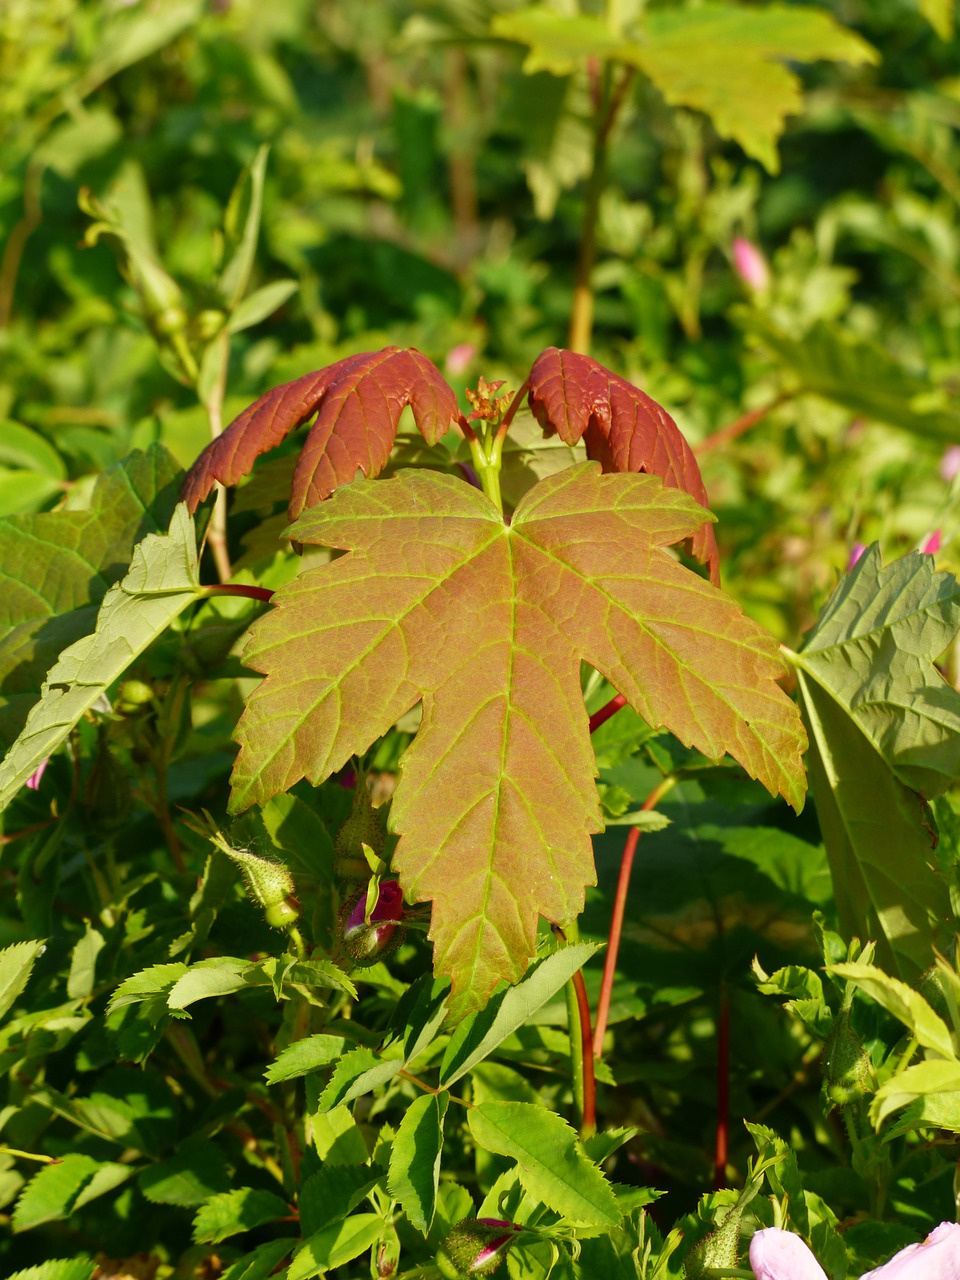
[438,1219,522,1277]
[195,309,226,340]
[153,305,189,335]
[341,879,405,966]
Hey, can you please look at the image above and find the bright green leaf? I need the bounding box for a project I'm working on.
[828,962,956,1059]
[0,421,66,479]
[871,1057,960,1127]
[227,280,299,334]
[219,144,270,308]
[0,940,45,1022]
[299,1164,385,1236]
[265,1034,350,1084]
[317,1046,402,1112]
[13,1155,100,1232]
[193,1188,291,1244]
[287,1212,384,1280]
[388,1092,448,1234]
[467,1100,621,1227]
[6,1261,96,1280]
[921,0,954,40]
[107,963,189,1013]
[66,927,105,1000]
[219,1242,294,1280]
[167,958,250,1010]
[0,503,200,812]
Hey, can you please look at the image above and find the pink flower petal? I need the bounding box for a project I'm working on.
[733,237,771,292]
[921,529,942,556]
[749,1228,829,1280]
[25,758,49,791]
[860,1222,960,1279]
[848,542,867,570]
[941,446,960,483]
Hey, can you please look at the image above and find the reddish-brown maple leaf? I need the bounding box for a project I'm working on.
[180,347,462,519]
[527,348,720,583]
[230,463,806,1013]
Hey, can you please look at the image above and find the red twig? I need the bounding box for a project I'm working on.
[592,776,676,1057]
[495,378,531,445]
[693,392,793,456]
[714,981,730,1189]
[572,966,597,1137]
[588,692,627,734]
[203,583,275,603]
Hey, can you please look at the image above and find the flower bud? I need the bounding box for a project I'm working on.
[732,236,771,293]
[823,1006,873,1107]
[438,1219,522,1277]
[341,879,405,966]
[116,679,154,716]
[334,782,384,879]
[223,845,299,924]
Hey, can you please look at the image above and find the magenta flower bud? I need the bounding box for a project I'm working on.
[860,1222,960,1279]
[848,541,867,570]
[25,758,50,792]
[732,236,771,292]
[440,1218,522,1276]
[921,529,942,556]
[445,342,477,377]
[342,879,406,965]
[941,445,960,482]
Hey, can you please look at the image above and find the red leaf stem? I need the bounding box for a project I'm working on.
[572,965,597,1137]
[204,583,275,604]
[588,692,627,734]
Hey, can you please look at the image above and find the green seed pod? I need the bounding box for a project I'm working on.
[264,896,302,929]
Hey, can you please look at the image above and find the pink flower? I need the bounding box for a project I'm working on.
[749,1228,828,1280]
[445,342,477,377]
[342,879,406,964]
[25,759,49,791]
[848,541,867,570]
[749,1223,960,1280]
[941,446,960,483]
[733,237,771,293]
[440,1219,523,1276]
[921,529,942,556]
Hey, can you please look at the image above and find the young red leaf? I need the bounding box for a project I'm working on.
[180,347,462,519]
[229,464,805,1011]
[527,347,720,583]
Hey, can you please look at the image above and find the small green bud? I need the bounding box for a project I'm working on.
[195,309,226,339]
[153,305,189,335]
[685,1206,742,1279]
[335,782,384,877]
[438,1220,521,1277]
[264,897,302,929]
[823,1007,873,1107]
[224,846,296,912]
[116,679,154,715]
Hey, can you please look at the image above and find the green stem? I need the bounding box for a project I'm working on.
[553,921,587,1129]
[468,428,505,515]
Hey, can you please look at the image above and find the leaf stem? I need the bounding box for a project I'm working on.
[572,966,596,1138]
[468,426,505,515]
[203,583,275,603]
[588,692,627,734]
[593,775,677,1057]
[495,379,531,445]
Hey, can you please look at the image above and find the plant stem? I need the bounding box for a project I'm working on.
[589,692,627,734]
[714,980,730,1189]
[203,583,275,604]
[201,330,233,583]
[553,921,589,1131]
[568,67,635,354]
[572,966,596,1138]
[694,392,794,456]
[593,775,677,1057]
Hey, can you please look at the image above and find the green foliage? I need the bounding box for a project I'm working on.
[5,2,960,1277]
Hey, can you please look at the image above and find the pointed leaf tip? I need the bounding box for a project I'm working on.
[180,347,462,519]
[527,348,720,584]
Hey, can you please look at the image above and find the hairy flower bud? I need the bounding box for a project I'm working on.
[341,879,405,965]
[334,782,384,878]
[438,1219,522,1277]
[223,846,299,926]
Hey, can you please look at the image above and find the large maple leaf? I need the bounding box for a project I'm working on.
[180,347,462,519]
[527,348,720,583]
[231,463,805,1011]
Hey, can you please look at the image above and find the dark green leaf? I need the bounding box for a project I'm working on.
[139,1137,232,1206]
[387,1092,448,1234]
[192,1188,291,1244]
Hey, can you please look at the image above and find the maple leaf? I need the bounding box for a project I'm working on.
[527,348,720,584]
[180,347,462,520]
[230,463,805,1010]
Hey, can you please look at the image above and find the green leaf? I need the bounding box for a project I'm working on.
[0,444,181,748]
[796,547,960,799]
[317,1046,402,1112]
[750,320,960,442]
[287,1213,384,1280]
[921,0,954,40]
[167,957,250,1010]
[5,1261,96,1280]
[440,943,599,1087]
[232,464,805,1010]
[0,503,200,812]
[13,1155,100,1231]
[264,1034,350,1084]
[493,5,877,172]
[66,926,105,1001]
[139,1136,232,1206]
[226,280,299,334]
[219,145,270,308]
[299,1164,385,1236]
[219,1242,294,1280]
[193,1187,291,1244]
[0,421,66,479]
[467,1101,621,1227]
[792,547,960,975]
[107,962,189,1013]
[871,1057,960,1127]
[827,962,956,1059]
[0,940,45,1022]
[387,1092,448,1234]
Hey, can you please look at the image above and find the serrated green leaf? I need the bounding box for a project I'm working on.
[287,1212,384,1280]
[139,1136,232,1206]
[5,1260,96,1280]
[317,1046,402,1112]
[751,320,960,441]
[220,1241,294,1280]
[493,5,876,172]
[871,1057,960,1127]
[0,444,181,748]
[265,1034,350,1084]
[13,1154,100,1231]
[107,962,189,1013]
[387,1092,448,1234]
[0,940,45,1022]
[467,1101,621,1227]
[66,926,105,1000]
[193,1187,291,1244]
[299,1164,385,1236]
[827,962,956,1059]
[231,464,804,1010]
[167,957,250,1010]
[0,503,200,811]
[440,943,598,1087]
[797,547,960,798]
